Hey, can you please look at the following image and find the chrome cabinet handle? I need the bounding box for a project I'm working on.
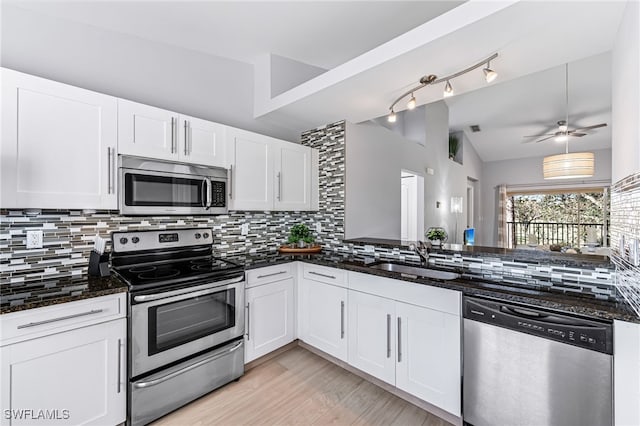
[387,314,391,358]
[110,147,116,194]
[228,165,233,199]
[170,117,175,153]
[340,301,345,339]
[397,317,402,362]
[309,271,336,280]
[133,340,243,389]
[256,271,287,279]
[117,338,122,393]
[17,309,104,329]
[205,178,212,210]
[277,172,282,201]
[246,302,250,340]
[184,120,189,156]
[188,121,193,155]
[107,147,113,194]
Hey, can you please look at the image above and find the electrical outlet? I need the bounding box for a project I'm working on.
[315,222,321,234]
[241,223,249,236]
[26,230,43,249]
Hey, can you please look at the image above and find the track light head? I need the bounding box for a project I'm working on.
[388,110,397,123]
[443,80,454,97]
[407,94,416,110]
[483,61,498,83]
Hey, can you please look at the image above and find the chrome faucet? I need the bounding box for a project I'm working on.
[410,240,431,265]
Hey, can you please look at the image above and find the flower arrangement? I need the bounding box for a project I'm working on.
[426,227,447,245]
[287,223,315,247]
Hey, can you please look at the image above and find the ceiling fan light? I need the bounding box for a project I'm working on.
[543,152,595,179]
[555,134,568,142]
[407,94,416,110]
[483,67,498,83]
[388,110,397,123]
[443,80,454,97]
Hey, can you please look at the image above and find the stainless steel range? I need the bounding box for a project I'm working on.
[111,228,245,426]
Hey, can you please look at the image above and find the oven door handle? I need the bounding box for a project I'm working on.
[132,340,243,389]
[133,275,244,302]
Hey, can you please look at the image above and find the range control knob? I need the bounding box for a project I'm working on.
[194,233,201,239]
[131,237,140,244]
[203,232,210,239]
[119,237,128,245]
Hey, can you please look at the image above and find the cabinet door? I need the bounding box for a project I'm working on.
[274,141,311,211]
[118,99,178,161]
[299,279,348,361]
[395,302,461,416]
[179,115,226,167]
[227,128,273,211]
[0,318,126,426]
[245,278,295,363]
[1,68,117,209]
[347,290,396,385]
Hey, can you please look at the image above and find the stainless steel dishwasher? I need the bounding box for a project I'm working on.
[463,296,613,426]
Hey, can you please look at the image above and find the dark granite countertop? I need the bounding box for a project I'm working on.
[344,238,612,268]
[228,250,639,323]
[1,275,128,314]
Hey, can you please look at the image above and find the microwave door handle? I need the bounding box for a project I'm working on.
[205,178,212,210]
[201,179,207,208]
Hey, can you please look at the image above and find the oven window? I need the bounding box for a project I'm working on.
[125,173,205,207]
[148,288,236,355]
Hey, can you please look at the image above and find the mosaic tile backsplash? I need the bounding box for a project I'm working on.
[610,171,640,315]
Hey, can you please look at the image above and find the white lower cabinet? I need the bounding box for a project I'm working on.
[347,290,396,385]
[0,318,126,426]
[245,278,295,363]
[395,301,461,416]
[299,277,348,362]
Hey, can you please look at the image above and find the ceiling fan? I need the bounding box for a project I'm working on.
[522,63,607,144]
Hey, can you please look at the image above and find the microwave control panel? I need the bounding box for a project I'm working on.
[211,181,226,207]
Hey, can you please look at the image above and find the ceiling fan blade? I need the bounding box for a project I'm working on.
[572,123,607,132]
[569,132,587,137]
[523,133,555,138]
[533,135,556,143]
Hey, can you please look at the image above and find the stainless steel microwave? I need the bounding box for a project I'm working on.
[119,155,228,215]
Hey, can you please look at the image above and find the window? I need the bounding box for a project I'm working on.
[506,188,609,250]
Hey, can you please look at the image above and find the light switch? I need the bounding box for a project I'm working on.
[241,223,249,236]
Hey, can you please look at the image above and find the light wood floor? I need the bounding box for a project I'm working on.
[152,346,452,426]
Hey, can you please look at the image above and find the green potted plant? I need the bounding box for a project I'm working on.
[426,227,447,246]
[287,223,315,248]
[448,134,459,160]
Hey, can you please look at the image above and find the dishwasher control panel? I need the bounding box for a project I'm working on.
[464,297,613,354]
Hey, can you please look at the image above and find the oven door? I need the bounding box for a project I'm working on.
[130,275,244,377]
[120,167,227,215]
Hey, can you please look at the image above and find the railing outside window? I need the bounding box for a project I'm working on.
[506,221,608,248]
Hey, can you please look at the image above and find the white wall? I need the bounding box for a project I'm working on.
[611,0,640,183]
[270,54,326,97]
[345,101,483,243]
[0,5,299,142]
[480,149,612,246]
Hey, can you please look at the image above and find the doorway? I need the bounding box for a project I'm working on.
[401,170,424,241]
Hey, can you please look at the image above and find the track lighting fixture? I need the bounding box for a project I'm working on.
[443,81,454,97]
[407,94,416,110]
[387,53,498,123]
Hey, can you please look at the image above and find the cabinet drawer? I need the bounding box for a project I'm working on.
[1,293,126,346]
[246,263,294,288]
[348,271,460,316]
[303,264,347,288]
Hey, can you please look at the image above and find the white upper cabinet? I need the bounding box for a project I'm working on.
[117,99,179,162]
[1,68,117,209]
[227,127,315,211]
[179,115,226,167]
[274,140,312,211]
[227,127,274,211]
[118,100,226,167]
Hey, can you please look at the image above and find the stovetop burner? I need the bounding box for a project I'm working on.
[138,268,181,281]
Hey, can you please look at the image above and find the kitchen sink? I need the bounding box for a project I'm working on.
[369,262,460,280]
